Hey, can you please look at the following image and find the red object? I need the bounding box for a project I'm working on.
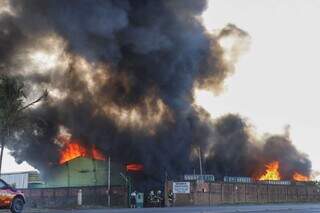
[126,163,144,172]
[0,179,25,212]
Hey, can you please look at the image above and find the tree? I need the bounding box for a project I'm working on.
[0,74,47,174]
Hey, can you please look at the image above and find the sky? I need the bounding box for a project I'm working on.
[2,0,320,174]
[198,0,320,173]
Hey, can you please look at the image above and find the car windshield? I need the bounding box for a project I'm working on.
[0,180,6,189]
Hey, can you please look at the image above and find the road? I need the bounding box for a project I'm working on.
[5,204,319,213]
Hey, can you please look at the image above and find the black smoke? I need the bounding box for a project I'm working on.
[0,0,311,189]
[203,114,311,180]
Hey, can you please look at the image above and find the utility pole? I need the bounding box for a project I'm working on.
[198,147,203,180]
[120,172,130,207]
[165,170,168,183]
[107,156,111,207]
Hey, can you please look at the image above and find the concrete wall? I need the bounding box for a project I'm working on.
[166,181,320,206]
[22,185,127,208]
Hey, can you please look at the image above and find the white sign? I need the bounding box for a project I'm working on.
[173,182,190,194]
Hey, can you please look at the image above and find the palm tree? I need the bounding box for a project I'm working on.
[0,75,47,174]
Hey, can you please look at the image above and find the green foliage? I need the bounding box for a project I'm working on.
[0,75,25,132]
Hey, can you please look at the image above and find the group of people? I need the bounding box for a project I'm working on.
[147,190,164,207]
[130,190,175,208]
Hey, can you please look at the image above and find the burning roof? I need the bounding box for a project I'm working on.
[59,142,106,165]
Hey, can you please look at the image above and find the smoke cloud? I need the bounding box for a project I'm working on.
[0,0,311,188]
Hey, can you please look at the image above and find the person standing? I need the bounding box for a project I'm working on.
[130,191,137,208]
[168,190,174,207]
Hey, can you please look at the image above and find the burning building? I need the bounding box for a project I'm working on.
[43,135,125,188]
[0,0,312,191]
[45,157,124,188]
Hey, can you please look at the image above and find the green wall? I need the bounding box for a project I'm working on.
[45,157,125,188]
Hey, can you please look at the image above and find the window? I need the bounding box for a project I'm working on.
[0,180,7,189]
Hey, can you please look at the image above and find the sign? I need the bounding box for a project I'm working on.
[173,182,190,194]
[184,174,215,182]
[260,180,291,185]
[224,176,253,183]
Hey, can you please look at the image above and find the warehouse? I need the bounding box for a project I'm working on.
[0,171,43,189]
[45,156,125,188]
[1,156,126,189]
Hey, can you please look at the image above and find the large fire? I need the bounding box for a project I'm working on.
[293,172,309,182]
[257,161,310,181]
[258,161,281,181]
[59,142,106,164]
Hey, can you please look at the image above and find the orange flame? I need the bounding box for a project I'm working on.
[126,163,144,172]
[92,145,106,161]
[259,161,281,181]
[293,172,309,181]
[59,141,106,164]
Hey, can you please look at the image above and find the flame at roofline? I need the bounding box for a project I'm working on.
[255,161,310,182]
[59,141,106,164]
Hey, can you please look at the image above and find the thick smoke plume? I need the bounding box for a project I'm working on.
[0,0,311,188]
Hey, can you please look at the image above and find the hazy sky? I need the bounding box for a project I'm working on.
[3,0,320,174]
[198,0,320,173]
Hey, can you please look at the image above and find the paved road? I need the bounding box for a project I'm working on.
[5,204,319,213]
